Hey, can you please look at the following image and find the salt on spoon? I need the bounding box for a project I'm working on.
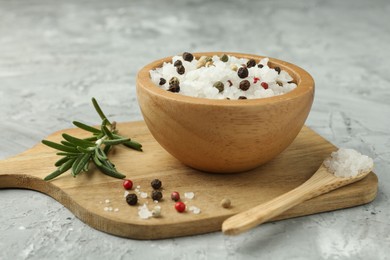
[222,148,374,235]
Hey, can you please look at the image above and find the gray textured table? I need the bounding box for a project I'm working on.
[1,0,389,259]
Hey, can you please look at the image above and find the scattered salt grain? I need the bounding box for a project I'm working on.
[114,208,119,212]
[184,192,195,200]
[104,207,109,211]
[105,199,110,204]
[18,226,26,230]
[189,206,201,214]
[138,204,153,219]
[136,185,141,189]
[123,191,130,198]
[323,148,374,177]
[154,200,159,204]
[140,192,148,199]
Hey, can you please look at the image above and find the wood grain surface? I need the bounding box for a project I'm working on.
[0,121,378,239]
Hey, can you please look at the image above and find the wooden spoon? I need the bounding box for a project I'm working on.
[222,164,372,235]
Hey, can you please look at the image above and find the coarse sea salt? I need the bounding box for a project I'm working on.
[138,204,153,219]
[189,206,201,214]
[184,192,195,200]
[149,54,297,100]
[323,148,374,177]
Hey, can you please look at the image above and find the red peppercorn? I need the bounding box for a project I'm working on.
[123,179,133,190]
[261,82,269,89]
[171,191,180,201]
[175,201,186,212]
[253,77,260,84]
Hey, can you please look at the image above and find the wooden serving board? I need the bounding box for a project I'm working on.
[0,121,378,239]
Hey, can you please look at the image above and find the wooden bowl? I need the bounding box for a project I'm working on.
[136,52,314,173]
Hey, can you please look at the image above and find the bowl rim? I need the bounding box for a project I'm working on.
[137,52,314,107]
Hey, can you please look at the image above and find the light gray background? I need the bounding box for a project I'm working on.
[1,0,389,259]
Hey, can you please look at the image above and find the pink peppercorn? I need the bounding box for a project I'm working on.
[261,82,269,89]
[175,202,186,212]
[171,191,180,201]
[123,179,133,190]
[253,77,260,84]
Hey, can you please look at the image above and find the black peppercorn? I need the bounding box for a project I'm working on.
[159,78,166,85]
[177,65,185,75]
[237,67,249,78]
[151,179,162,189]
[174,60,182,67]
[274,67,281,74]
[220,54,228,62]
[151,190,163,201]
[239,80,250,91]
[183,52,194,62]
[213,81,224,92]
[168,85,180,93]
[246,59,256,68]
[126,193,138,206]
[169,77,180,92]
[257,64,264,68]
[238,96,247,99]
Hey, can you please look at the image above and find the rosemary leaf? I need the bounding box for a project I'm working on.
[95,147,108,160]
[54,156,73,167]
[122,140,143,151]
[101,125,114,139]
[83,159,90,172]
[113,134,143,151]
[76,146,95,153]
[72,153,91,176]
[44,157,76,181]
[93,153,103,166]
[83,136,98,142]
[56,152,81,156]
[92,98,111,125]
[95,162,125,179]
[42,140,79,153]
[61,140,76,147]
[103,144,111,154]
[62,133,96,148]
[73,121,101,134]
[102,138,130,146]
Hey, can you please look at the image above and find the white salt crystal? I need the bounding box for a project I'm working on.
[136,185,141,189]
[138,204,153,219]
[18,226,26,230]
[123,191,129,198]
[108,207,113,211]
[104,207,109,211]
[184,192,195,200]
[114,208,119,212]
[189,206,201,214]
[140,192,148,199]
[323,148,374,177]
[105,199,110,204]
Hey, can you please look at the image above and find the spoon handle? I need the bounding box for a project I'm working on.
[222,169,342,235]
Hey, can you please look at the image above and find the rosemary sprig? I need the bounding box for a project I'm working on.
[42,97,142,181]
